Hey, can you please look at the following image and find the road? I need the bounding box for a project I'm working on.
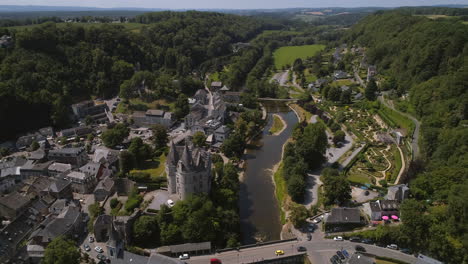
[271,70,289,86]
[185,239,417,264]
[377,96,420,159]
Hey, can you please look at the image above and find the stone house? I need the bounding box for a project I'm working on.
[65,171,96,194]
[48,147,88,167]
[0,192,31,220]
[166,141,212,201]
[93,176,115,202]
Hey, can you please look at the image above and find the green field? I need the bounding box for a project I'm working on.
[5,22,145,32]
[130,154,167,179]
[377,103,415,135]
[273,45,326,69]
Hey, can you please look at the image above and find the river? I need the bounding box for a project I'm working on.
[239,103,299,244]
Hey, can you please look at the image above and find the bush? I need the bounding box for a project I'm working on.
[125,195,143,212]
[379,179,388,187]
[110,198,119,209]
[129,171,151,182]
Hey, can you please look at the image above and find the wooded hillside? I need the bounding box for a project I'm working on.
[344,11,468,263]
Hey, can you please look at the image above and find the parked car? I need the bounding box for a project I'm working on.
[167,199,175,207]
[361,239,373,244]
[88,236,94,243]
[355,245,366,252]
[275,250,284,256]
[307,224,315,232]
[96,254,106,260]
[297,246,307,252]
[94,246,103,253]
[387,244,398,250]
[312,218,322,224]
[341,250,350,258]
[332,255,341,263]
[307,233,312,241]
[333,236,343,241]
[210,258,222,264]
[179,254,190,260]
[83,244,91,251]
[336,251,345,259]
[330,257,338,264]
[350,236,361,242]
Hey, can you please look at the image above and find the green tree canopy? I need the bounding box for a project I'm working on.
[43,237,80,264]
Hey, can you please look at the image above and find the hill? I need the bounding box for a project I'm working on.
[344,10,468,263]
[0,11,274,140]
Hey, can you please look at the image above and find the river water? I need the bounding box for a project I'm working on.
[239,103,299,244]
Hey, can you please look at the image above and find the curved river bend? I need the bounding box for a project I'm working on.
[239,105,298,244]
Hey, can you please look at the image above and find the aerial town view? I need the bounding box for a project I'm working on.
[0,0,466,263]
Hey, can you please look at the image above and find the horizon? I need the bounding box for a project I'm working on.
[1,0,467,10]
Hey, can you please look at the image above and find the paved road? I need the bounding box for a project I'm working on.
[185,239,417,264]
[378,96,421,159]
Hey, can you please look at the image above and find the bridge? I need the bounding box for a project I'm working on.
[186,239,418,264]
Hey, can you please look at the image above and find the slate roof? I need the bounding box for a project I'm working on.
[49,147,85,156]
[95,176,114,192]
[79,162,101,175]
[48,162,72,173]
[326,207,361,224]
[215,125,230,134]
[47,178,71,193]
[146,109,165,117]
[379,200,400,211]
[0,192,30,211]
[31,205,81,243]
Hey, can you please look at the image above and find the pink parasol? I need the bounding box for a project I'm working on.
[391,215,399,220]
[382,216,389,220]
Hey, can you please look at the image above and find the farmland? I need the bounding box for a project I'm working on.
[273,44,325,69]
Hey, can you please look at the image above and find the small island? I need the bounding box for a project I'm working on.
[269,114,286,135]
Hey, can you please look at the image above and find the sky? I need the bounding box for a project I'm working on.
[1,0,468,9]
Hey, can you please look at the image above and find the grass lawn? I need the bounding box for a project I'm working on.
[273,45,326,69]
[273,163,287,224]
[377,103,415,135]
[289,103,312,123]
[348,173,371,185]
[6,22,146,32]
[304,68,318,83]
[269,114,285,135]
[332,79,354,87]
[130,154,167,179]
[116,98,175,114]
[390,146,402,183]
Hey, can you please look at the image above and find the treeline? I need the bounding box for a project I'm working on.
[282,122,327,202]
[0,11,277,140]
[343,10,468,263]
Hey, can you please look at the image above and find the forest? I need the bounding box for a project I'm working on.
[0,11,278,140]
[344,10,468,263]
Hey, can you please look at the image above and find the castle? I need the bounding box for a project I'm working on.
[166,141,212,200]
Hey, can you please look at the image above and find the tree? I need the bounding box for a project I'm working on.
[43,237,80,264]
[365,79,378,101]
[30,141,40,151]
[151,124,168,151]
[133,215,160,247]
[85,115,93,126]
[101,123,129,148]
[321,168,351,205]
[174,94,189,119]
[119,151,135,175]
[192,131,206,147]
[128,137,152,168]
[290,203,309,228]
[221,133,245,159]
[110,198,119,209]
[287,174,306,203]
[333,130,346,145]
[296,123,328,169]
[340,89,352,104]
[88,202,104,218]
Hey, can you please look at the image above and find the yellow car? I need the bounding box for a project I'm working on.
[275,250,284,256]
